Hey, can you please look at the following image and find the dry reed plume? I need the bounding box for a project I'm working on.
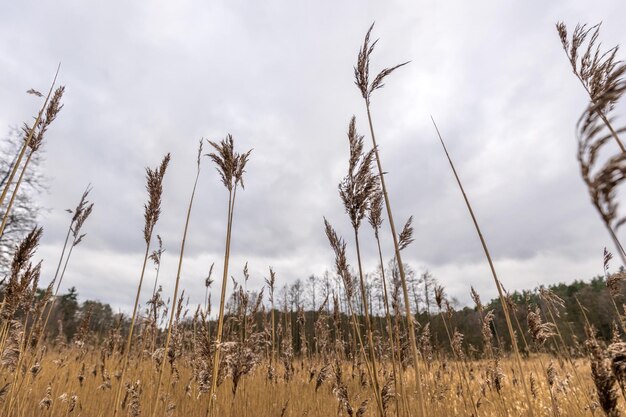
[205,135,251,416]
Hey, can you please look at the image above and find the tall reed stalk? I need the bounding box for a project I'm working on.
[0,64,60,213]
[353,23,426,417]
[323,219,384,417]
[151,140,203,417]
[206,135,251,416]
[338,116,383,416]
[38,186,93,347]
[266,267,277,376]
[0,86,64,243]
[557,22,626,265]
[113,153,170,417]
[431,116,535,417]
[368,189,408,417]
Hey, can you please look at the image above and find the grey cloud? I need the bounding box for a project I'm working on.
[0,0,624,310]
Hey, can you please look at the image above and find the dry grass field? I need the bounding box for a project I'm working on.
[1,18,626,417]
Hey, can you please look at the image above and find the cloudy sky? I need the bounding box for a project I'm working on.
[0,0,625,312]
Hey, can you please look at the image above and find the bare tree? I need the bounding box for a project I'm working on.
[421,270,437,317]
[307,274,317,311]
[386,258,417,312]
[290,279,304,311]
[0,128,46,272]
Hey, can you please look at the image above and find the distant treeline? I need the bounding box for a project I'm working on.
[3,274,620,357]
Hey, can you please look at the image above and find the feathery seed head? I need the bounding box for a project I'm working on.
[143,153,171,245]
[354,22,409,104]
[206,134,252,191]
[398,215,414,251]
[323,218,354,300]
[527,307,556,347]
[339,117,378,230]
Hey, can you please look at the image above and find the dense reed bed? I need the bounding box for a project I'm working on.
[1,20,626,417]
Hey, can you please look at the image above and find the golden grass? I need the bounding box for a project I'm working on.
[0,349,605,417]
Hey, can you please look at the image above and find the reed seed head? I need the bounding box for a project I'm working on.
[354,22,409,104]
[527,307,556,347]
[398,215,414,251]
[206,134,252,191]
[323,218,354,300]
[367,188,384,237]
[339,117,378,231]
[143,153,171,245]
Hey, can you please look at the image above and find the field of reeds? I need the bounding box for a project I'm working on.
[2,20,626,417]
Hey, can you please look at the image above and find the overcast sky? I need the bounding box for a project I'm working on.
[0,0,625,312]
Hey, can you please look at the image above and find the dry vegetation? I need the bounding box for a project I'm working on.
[1,21,626,417]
